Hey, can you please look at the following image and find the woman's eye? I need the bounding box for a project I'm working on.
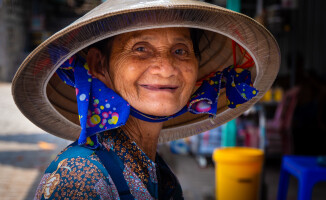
[132,43,153,59]
[174,49,188,56]
[133,42,150,52]
[135,46,146,52]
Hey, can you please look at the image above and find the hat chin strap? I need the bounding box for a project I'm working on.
[55,40,258,148]
[121,40,257,123]
[129,106,188,123]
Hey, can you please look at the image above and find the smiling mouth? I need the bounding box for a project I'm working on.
[140,84,179,92]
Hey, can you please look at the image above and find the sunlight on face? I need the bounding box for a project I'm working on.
[108,28,198,116]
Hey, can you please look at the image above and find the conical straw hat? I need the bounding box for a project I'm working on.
[12,0,280,143]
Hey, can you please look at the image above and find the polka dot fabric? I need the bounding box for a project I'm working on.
[56,55,130,149]
[188,65,259,115]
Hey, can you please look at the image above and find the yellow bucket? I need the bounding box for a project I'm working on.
[213,147,264,200]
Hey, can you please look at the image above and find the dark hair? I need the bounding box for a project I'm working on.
[89,28,203,61]
[88,37,114,59]
[190,28,203,61]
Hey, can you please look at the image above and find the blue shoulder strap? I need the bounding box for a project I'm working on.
[45,141,107,176]
[95,146,135,200]
[48,141,134,199]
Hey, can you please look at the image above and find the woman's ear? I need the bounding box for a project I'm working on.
[86,47,113,87]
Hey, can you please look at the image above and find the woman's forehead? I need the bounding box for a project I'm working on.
[115,27,192,43]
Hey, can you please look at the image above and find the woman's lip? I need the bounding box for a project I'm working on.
[140,84,179,92]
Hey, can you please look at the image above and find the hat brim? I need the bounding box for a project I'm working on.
[12,0,280,143]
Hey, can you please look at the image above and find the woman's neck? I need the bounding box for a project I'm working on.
[121,115,163,161]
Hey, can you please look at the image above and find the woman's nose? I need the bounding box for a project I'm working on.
[150,53,178,78]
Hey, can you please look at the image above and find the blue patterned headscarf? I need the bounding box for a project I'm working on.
[56,52,258,149]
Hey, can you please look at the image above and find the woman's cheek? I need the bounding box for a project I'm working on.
[113,69,138,99]
[186,66,198,84]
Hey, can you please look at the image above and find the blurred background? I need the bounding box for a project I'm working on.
[1,0,326,199]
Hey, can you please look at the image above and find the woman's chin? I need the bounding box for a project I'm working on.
[134,105,182,117]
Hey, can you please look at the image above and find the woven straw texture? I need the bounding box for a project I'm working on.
[12,0,280,143]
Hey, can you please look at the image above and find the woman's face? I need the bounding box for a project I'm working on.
[105,28,198,116]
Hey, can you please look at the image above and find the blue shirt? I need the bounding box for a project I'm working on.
[34,128,183,199]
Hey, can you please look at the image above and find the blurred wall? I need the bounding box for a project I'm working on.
[0,0,28,82]
[0,0,101,82]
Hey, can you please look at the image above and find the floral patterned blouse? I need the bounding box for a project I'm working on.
[34,129,183,200]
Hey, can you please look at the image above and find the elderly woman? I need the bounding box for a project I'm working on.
[12,0,280,199]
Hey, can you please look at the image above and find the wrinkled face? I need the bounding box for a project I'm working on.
[107,28,198,116]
